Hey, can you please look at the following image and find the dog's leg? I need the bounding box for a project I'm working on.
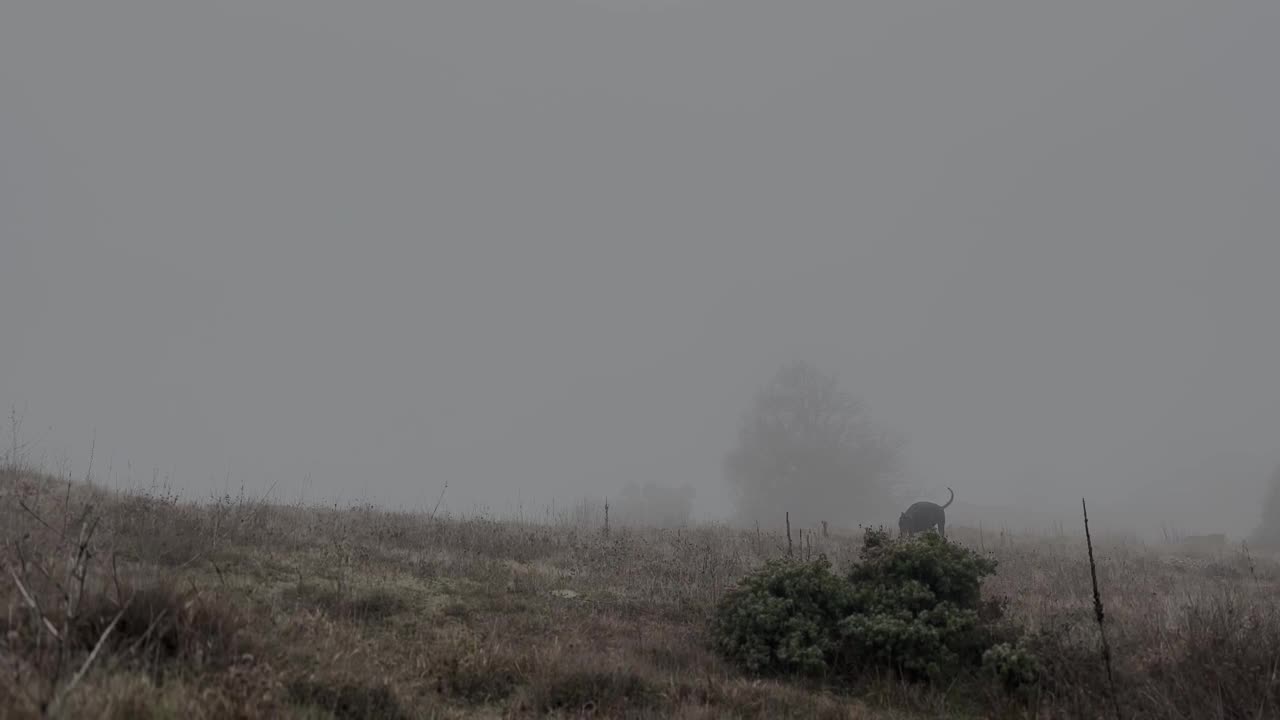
[938,517,946,539]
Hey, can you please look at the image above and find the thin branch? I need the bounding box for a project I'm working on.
[428,481,449,522]
[16,500,59,537]
[8,567,61,641]
[125,608,168,656]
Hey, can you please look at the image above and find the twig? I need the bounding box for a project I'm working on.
[16,499,60,537]
[8,567,61,640]
[59,479,73,538]
[1082,498,1121,720]
[1241,541,1260,589]
[84,430,96,486]
[7,404,22,468]
[110,551,126,607]
[125,608,168,656]
[65,508,99,621]
[428,481,449,522]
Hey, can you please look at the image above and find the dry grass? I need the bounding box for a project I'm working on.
[2,465,1279,719]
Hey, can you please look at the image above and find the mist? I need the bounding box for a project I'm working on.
[2,1,1277,538]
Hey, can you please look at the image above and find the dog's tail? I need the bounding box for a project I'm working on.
[941,487,954,509]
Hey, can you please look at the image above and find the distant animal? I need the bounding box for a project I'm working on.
[899,487,954,539]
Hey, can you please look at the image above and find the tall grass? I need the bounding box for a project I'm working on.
[2,461,1279,718]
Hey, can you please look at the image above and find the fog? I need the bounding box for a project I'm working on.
[2,2,1277,537]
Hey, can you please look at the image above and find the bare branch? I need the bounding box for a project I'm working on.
[8,567,61,641]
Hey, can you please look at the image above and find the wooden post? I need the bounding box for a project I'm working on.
[786,512,793,558]
[1083,499,1122,720]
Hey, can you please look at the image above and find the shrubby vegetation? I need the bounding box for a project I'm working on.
[981,639,1042,696]
[708,556,855,676]
[711,529,1035,691]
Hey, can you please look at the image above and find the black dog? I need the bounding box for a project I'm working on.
[898,487,954,539]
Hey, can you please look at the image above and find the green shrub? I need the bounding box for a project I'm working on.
[709,556,855,676]
[711,530,1030,687]
[839,530,1002,679]
[849,529,997,611]
[982,640,1041,694]
[839,601,986,680]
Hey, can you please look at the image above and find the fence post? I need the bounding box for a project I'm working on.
[786,512,793,558]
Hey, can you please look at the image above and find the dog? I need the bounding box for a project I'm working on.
[898,487,954,539]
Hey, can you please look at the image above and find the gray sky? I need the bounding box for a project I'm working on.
[2,1,1277,531]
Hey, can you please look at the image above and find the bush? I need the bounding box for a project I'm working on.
[709,556,855,676]
[982,641,1041,694]
[849,529,997,611]
[711,529,1031,687]
[839,530,1000,680]
[839,601,985,680]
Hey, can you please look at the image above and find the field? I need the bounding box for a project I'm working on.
[3,466,1279,719]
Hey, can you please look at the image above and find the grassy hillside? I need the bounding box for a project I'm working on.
[2,466,1277,719]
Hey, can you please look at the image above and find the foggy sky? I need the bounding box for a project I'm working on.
[2,1,1278,532]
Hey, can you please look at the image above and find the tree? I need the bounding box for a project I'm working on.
[724,361,901,529]
[1252,463,1280,547]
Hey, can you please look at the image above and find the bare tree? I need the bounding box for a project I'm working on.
[724,361,901,529]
